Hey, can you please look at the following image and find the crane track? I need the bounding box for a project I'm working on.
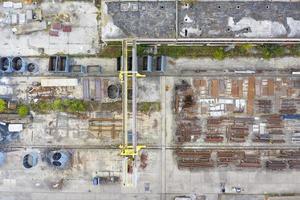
[105,38,300,45]
[3,144,300,150]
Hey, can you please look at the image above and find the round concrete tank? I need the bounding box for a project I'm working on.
[0,57,12,73]
[23,152,38,169]
[0,152,6,166]
[11,57,26,72]
[26,63,38,73]
[47,150,71,169]
[107,84,122,99]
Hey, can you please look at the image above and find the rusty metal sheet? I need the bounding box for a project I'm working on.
[211,80,219,98]
[247,76,255,115]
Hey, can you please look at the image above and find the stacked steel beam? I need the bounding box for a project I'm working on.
[266,160,287,170]
[205,117,224,143]
[216,151,245,167]
[280,99,297,114]
[238,152,261,168]
[176,149,214,169]
[256,100,272,114]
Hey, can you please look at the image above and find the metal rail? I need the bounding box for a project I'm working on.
[122,40,128,146]
[132,41,137,154]
[4,144,300,150]
[105,38,300,44]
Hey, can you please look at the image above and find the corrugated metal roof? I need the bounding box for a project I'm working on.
[8,124,23,132]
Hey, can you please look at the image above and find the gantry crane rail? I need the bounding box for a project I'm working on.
[119,40,146,187]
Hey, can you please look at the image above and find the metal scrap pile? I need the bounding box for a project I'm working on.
[252,114,285,144]
[174,80,201,143]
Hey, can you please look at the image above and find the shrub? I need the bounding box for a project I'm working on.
[0,99,6,113]
[18,105,29,117]
[289,44,300,56]
[37,101,52,113]
[31,99,87,114]
[138,102,161,113]
[63,99,87,113]
[239,44,253,54]
[261,44,285,59]
[181,0,196,5]
[213,48,226,60]
[52,99,63,111]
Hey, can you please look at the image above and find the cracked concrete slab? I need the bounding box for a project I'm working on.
[102,1,300,39]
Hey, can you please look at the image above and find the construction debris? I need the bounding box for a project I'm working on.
[89,115,122,139]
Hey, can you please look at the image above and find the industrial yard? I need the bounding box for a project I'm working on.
[0,0,300,200]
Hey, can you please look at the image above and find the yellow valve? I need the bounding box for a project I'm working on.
[119,71,146,82]
[119,145,146,157]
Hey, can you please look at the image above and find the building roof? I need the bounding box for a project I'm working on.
[8,124,23,132]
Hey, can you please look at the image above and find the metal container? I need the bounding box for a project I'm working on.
[47,150,72,169]
[26,63,38,73]
[0,57,12,73]
[11,57,26,72]
[107,84,122,99]
[23,152,38,169]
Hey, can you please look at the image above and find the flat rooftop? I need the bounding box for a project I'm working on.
[102,1,300,39]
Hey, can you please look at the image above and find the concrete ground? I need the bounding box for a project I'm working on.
[2,148,300,200]
[1,56,300,200]
[102,1,176,39]
[0,1,99,56]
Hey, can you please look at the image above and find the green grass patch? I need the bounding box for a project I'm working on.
[212,48,226,60]
[158,45,219,58]
[98,45,122,58]
[31,99,88,114]
[137,45,150,56]
[138,102,161,113]
[18,105,29,118]
[287,44,300,56]
[98,101,123,113]
[97,43,297,59]
[156,44,300,59]
[259,44,285,59]
[0,99,6,113]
